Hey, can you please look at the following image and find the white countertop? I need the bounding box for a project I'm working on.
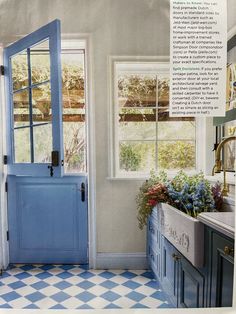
[197,212,235,239]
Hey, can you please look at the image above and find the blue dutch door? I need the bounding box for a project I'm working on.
[4,20,88,264]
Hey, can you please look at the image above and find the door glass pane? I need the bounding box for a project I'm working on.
[13,90,29,127]
[62,51,86,173]
[30,40,50,85]
[14,128,31,162]
[11,50,28,91]
[32,83,51,123]
[33,124,52,163]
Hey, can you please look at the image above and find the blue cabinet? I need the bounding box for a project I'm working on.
[161,237,178,307]
[206,227,234,307]
[178,253,205,308]
[147,207,234,308]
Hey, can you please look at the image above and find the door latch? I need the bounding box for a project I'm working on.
[78,182,86,202]
[48,151,60,177]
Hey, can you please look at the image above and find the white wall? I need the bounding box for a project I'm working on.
[0,0,234,267]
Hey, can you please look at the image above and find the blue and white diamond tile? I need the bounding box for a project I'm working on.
[0,264,173,309]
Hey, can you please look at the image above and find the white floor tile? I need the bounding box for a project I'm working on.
[86,285,108,297]
[60,297,84,309]
[8,297,31,309]
[15,286,36,297]
[39,286,61,297]
[86,296,110,309]
[113,296,136,308]
[34,297,57,309]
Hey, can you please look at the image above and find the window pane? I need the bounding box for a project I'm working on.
[63,122,86,173]
[158,108,195,122]
[158,76,169,107]
[158,121,195,140]
[118,74,156,107]
[14,127,31,163]
[119,108,156,122]
[11,50,28,91]
[119,141,156,172]
[32,83,51,123]
[61,52,86,173]
[158,141,195,170]
[13,90,29,127]
[33,124,52,163]
[119,122,156,140]
[30,40,50,85]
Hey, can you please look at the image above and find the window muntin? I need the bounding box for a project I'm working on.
[115,63,196,177]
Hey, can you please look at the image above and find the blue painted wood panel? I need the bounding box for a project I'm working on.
[178,255,205,308]
[161,237,178,307]
[8,176,88,264]
[210,231,234,307]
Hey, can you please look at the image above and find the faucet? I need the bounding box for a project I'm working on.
[212,136,236,196]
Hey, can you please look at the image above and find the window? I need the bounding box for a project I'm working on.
[112,61,197,177]
[61,43,87,173]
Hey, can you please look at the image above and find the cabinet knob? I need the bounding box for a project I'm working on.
[224,246,234,256]
[172,253,181,261]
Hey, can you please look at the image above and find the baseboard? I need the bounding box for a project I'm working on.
[95,252,148,269]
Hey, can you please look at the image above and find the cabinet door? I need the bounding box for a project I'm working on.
[178,255,205,308]
[161,237,178,307]
[210,232,234,307]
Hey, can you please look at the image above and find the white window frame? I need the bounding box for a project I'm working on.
[108,56,205,179]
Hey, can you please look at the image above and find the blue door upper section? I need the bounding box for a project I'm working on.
[4,20,64,177]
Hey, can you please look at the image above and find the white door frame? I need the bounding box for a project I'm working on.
[0,33,97,269]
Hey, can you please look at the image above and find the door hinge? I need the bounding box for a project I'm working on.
[0,65,5,75]
[6,231,9,241]
[5,182,8,193]
[3,155,7,165]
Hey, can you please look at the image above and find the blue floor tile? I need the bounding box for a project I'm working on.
[101,280,118,289]
[54,281,72,290]
[77,280,95,290]
[1,291,21,302]
[105,303,121,309]
[51,291,70,302]
[126,291,146,302]
[31,281,49,290]
[100,271,116,279]
[100,291,121,302]
[120,271,137,279]
[23,304,40,309]
[122,280,141,290]
[35,272,52,280]
[25,292,45,302]
[79,271,95,279]
[8,281,26,290]
[76,291,96,302]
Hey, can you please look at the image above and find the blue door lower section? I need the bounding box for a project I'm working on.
[8,175,88,264]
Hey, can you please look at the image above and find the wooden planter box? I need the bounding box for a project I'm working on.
[159,203,204,267]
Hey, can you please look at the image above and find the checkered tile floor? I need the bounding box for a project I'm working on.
[0,264,173,309]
